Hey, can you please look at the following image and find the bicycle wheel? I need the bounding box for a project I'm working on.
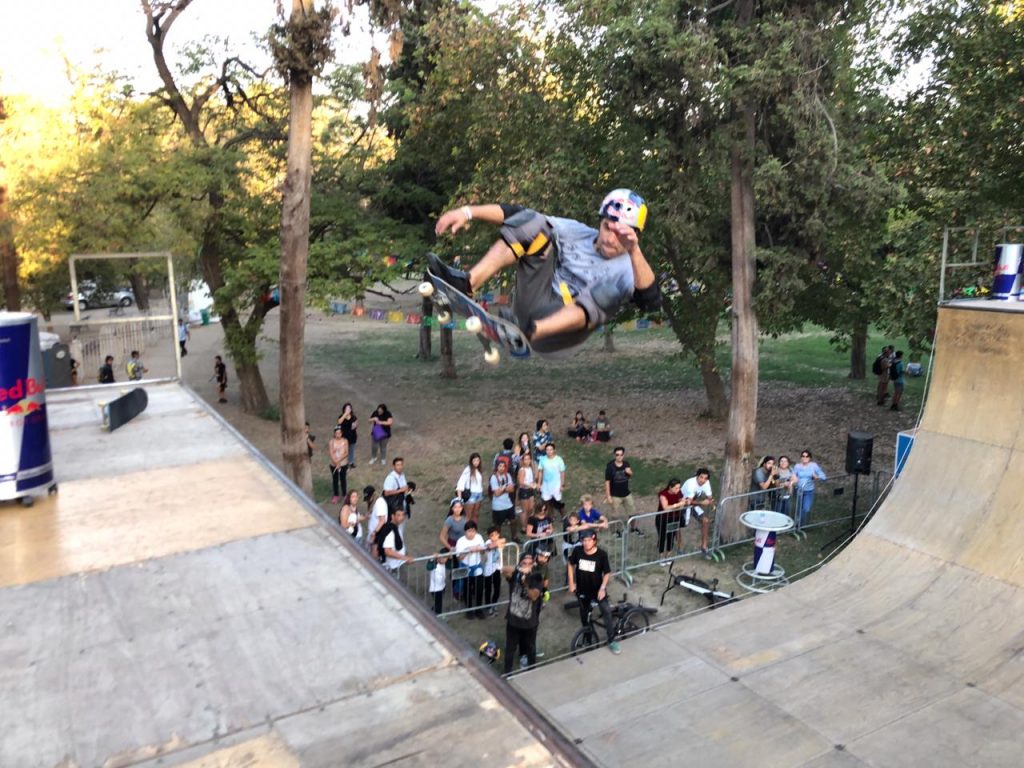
[570,626,600,656]
[616,607,651,640]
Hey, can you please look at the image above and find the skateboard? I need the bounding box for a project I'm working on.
[98,387,148,432]
[419,262,531,364]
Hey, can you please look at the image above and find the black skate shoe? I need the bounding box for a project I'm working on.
[427,253,472,297]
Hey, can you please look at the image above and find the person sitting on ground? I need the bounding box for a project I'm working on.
[432,189,661,355]
[592,410,612,442]
[568,411,590,441]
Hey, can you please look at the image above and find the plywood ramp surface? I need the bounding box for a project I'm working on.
[0,454,313,587]
[515,303,1024,768]
[0,382,565,767]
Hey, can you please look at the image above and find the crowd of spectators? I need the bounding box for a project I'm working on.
[318,404,839,670]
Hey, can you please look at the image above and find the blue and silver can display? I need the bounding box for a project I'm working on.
[992,243,1023,300]
[0,312,54,498]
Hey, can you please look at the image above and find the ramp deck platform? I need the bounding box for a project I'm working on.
[0,383,575,767]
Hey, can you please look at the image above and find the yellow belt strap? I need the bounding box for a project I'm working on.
[558,281,574,306]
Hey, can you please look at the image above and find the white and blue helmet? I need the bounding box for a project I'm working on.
[599,188,648,232]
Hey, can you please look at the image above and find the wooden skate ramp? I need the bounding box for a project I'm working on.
[514,302,1024,767]
[0,382,576,768]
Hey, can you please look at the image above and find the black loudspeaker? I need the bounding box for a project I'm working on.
[845,431,874,475]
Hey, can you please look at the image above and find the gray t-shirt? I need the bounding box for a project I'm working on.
[549,216,635,311]
[443,515,467,543]
[490,473,514,511]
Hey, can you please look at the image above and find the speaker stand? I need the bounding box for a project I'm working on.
[821,472,861,553]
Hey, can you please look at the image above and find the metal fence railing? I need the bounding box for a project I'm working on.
[620,508,720,583]
[400,542,521,619]
[70,313,174,384]
[375,471,898,625]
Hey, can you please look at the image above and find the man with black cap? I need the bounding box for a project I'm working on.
[502,551,545,673]
[568,529,620,655]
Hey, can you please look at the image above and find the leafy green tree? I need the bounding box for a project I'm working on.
[871,0,1024,348]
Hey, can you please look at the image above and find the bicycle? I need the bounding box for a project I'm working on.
[567,593,657,655]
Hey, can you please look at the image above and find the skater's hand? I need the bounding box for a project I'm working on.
[608,220,639,254]
[435,208,471,236]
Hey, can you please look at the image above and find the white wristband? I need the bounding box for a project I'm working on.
[461,205,473,221]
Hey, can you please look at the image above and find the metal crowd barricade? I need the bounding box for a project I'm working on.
[521,519,627,593]
[706,489,776,556]
[416,520,628,618]
[791,472,888,534]
[621,507,722,583]
[399,541,521,619]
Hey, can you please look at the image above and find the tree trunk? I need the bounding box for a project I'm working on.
[127,271,150,311]
[720,91,759,545]
[278,3,315,496]
[440,325,456,379]
[144,0,271,416]
[417,296,432,359]
[603,326,615,352]
[849,320,867,379]
[236,357,271,413]
[698,353,728,419]
[0,186,20,311]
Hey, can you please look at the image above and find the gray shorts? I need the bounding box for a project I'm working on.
[502,211,603,355]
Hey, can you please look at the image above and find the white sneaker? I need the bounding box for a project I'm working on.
[368,458,376,465]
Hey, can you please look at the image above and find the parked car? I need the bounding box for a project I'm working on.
[63,282,135,310]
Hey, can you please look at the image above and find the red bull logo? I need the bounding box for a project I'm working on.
[0,377,45,407]
[0,312,54,496]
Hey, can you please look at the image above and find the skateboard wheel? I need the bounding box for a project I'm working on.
[484,347,500,365]
[437,310,451,324]
[465,316,482,333]
[418,281,435,298]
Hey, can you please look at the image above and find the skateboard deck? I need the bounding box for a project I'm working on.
[99,387,149,432]
[421,267,531,362]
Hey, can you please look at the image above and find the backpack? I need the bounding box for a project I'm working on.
[375,522,402,563]
[871,355,883,376]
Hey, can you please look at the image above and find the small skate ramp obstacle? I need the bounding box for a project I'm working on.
[514,301,1024,768]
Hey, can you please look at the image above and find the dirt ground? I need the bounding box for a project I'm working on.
[46,284,916,665]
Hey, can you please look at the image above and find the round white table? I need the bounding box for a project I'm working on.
[737,510,794,593]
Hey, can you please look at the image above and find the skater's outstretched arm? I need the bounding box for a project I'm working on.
[435,204,514,235]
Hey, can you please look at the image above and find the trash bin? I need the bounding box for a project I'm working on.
[200,308,210,326]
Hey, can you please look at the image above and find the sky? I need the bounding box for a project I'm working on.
[0,0,376,105]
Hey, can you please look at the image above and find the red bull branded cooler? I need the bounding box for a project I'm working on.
[992,243,1023,300]
[0,313,54,499]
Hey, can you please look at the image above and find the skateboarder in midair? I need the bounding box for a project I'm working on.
[432,189,662,355]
